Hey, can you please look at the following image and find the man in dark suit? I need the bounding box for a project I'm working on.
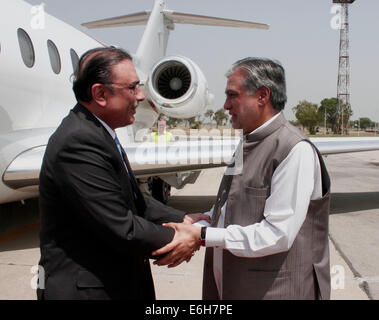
[37,47,206,300]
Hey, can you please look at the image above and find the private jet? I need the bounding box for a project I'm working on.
[1,0,379,206]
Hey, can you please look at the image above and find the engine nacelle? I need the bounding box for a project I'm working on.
[146,56,214,119]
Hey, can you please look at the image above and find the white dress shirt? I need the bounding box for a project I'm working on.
[196,113,323,298]
[93,114,131,175]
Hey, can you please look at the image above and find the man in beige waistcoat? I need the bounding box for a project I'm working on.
[152,58,331,300]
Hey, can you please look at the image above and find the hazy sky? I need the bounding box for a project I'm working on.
[25,0,379,122]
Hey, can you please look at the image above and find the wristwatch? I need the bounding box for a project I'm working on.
[200,226,207,247]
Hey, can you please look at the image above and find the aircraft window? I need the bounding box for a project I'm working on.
[47,40,61,74]
[70,49,79,73]
[17,28,35,68]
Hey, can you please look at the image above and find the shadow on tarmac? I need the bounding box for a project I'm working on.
[0,195,215,253]
[1,191,378,252]
[0,199,39,232]
[168,195,216,213]
[330,192,379,214]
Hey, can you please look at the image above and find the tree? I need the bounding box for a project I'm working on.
[186,117,196,128]
[213,109,228,127]
[292,100,322,135]
[204,109,214,124]
[318,97,353,134]
[165,117,183,128]
[336,101,353,135]
[319,98,338,133]
[358,117,373,130]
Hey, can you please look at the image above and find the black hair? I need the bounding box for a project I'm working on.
[72,47,132,102]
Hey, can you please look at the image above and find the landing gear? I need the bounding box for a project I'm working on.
[148,177,171,204]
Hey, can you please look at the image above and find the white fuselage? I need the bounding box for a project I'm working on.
[0,0,127,203]
[4,0,376,206]
[0,0,208,204]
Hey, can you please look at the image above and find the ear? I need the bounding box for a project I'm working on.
[91,84,107,108]
[256,87,271,106]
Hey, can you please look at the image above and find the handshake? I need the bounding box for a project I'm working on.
[151,213,211,268]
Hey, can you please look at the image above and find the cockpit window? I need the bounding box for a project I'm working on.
[17,28,35,68]
[70,49,79,73]
[47,40,61,74]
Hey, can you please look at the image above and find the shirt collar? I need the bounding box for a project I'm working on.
[248,112,281,136]
[92,114,116,140]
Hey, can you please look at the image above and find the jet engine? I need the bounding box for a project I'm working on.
[146,56,214,119]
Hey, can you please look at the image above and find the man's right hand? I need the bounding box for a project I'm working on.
[152,223,201,268]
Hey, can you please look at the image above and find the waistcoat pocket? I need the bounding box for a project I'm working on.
[233,186,269,226]
[245,186,269,197]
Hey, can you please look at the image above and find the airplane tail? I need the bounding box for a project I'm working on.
[81,0,269,73]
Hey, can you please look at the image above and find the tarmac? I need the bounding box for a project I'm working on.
[1,150,378,300]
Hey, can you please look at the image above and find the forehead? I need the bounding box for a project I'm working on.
[111,59,139,82]
[226,69,247,91]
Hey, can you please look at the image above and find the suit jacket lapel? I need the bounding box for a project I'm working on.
[73,103,143,215]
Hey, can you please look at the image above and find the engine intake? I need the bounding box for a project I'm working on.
[146,56,214,119]
[155,61,191,99]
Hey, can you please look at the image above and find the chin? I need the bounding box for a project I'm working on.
[125,116,135,126]
[231,121,240,130]
[116,119,134,129]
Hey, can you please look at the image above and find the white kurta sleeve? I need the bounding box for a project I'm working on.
[205,141,322,257]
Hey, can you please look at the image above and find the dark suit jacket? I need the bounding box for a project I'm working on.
[37,104,184,300]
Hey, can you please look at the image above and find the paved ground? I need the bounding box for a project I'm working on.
[1,150,378,300]
[325,150,379,300]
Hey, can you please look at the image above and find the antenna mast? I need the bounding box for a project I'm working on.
[334,0,355,135]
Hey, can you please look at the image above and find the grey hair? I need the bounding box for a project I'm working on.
[226,57,287,111]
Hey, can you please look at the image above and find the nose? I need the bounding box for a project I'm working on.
[224,98,231,111]
[136,86,145,102]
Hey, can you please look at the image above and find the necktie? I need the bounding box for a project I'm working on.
[114,136,146,214]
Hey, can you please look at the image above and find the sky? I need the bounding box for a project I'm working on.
[24,0,379,122]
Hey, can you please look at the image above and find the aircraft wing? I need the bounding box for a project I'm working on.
[2,137,239,190]
[3,137,379,191]
[310,137,379,155]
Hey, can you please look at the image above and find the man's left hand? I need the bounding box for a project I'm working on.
[183,213,211,225]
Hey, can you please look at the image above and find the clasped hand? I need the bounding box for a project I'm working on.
[152,213,210,268]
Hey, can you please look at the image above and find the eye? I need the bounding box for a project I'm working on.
[226,92,238,99]
[129,83,143,92]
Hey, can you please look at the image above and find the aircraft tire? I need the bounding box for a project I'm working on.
[151,178,171,204]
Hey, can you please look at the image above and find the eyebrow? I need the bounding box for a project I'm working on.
[130,80,140,86]
[225,88,238,94]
